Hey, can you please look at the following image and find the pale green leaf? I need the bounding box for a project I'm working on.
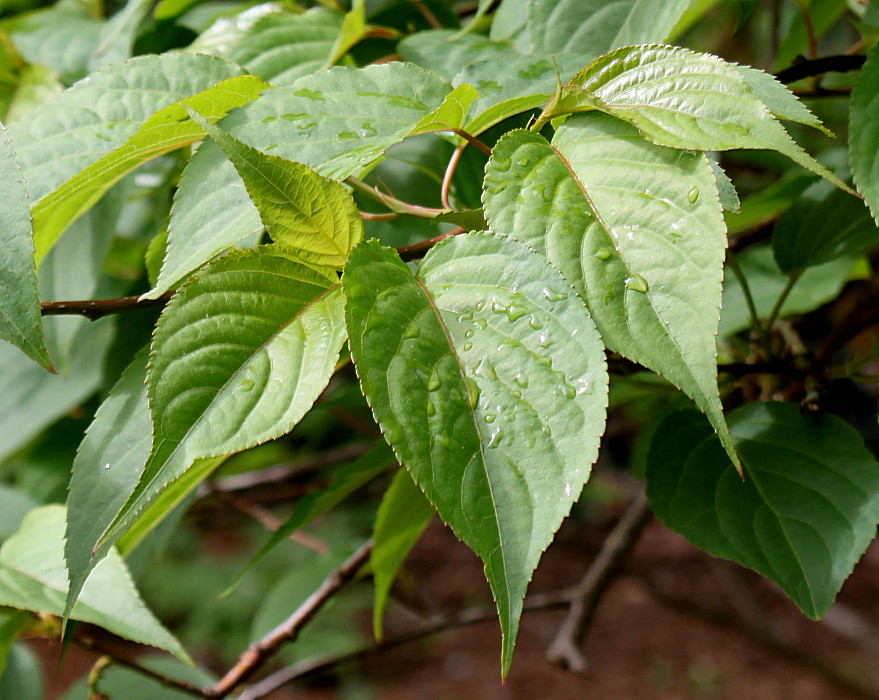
[64,348,151,624]
[850,44,879,225]
[30,73,268,263]
[90,0,153,71]
[99,247,347,553]
[399,30,517,82]
[646,403,879,619]
[483,119,738,469]
[720,246,856,336]
[371,468,434,640]
[0,644,40,700]
[709,158,740,214]
[328,0,366,65]
[0,123,50,369]
[5,64,62,123]
[344,235,608,673]
[561,45,853,193]
[490,0,529,51]
[410,83,478,135]
[7,53,248,226]
[147,62,453,297]
[528,0,693,55]
[772,182,878,273]
[734,64,831,135]
[0,505,189,660]
[188,110,363,268]
[191,6,343,86]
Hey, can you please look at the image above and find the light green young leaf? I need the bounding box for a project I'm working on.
[147,62,453,297]
[772,183,878,273]
[372,468,434,640]
[483,120,738,469]
[0,123,50,369]
[850,44,879,225]
[327,0,366,65]
[188,110,363,268]
[646,403,879,619]
[64,348,151,625]
[558,45,853,193]
[0,505,189,661]
[344,235,608,673]
[528,0,693,55]
[191,6,344,85]
[720,246,856,337]
[225,440,394,595]
[99,247,347,554]
[409,83,478,136]
[0,612,30,678]
[30,74,268,263]
[5,64,62,123]
[8,53,248,206]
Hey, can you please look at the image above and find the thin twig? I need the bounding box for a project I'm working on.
[544,490,652,672]
[763,271,802,355]
[410,0,442,28]
[397,228,466,261]
[775,54,867,84]
[450,128,491,156]
[726,253,769,356]
[360,210,399,221]
[789,0,817,59]
[41,292,173,321]
[441,145,465,210]
[205,540,373,698]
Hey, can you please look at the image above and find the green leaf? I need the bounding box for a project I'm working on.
[147,62,453,297]
[191,6,344,86]
[0,505,189,660]
[850,44,879,225]
[399,30,518,82]
[99,247,347,554]
[328,0,366,65]
[0,122,50,369]
[188,110,363,268]
[454,54,593,136]
[490,0,529,51]
[65,348,152,624]
[483,119,738,469]
[90,0,153,70]
[724,170,815,236]
[646,402,879,619]
[772,183,878,273]
[344,235,608,673]
[0,612,30,678]
[30,73,268,263]
[708,158,740,214]
[0,644,41,700]
[225,440,394,595]
[5,64,62,123]
[371,468,434,640]
[734,64,831,135]
[720,245,856,337]
[558,45,853,193]
[409,82,478,135]
[528,0,693,55]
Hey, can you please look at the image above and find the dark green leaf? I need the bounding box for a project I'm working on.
[345,235,608,673]
[647,402,879,618]
[850,43,879,225]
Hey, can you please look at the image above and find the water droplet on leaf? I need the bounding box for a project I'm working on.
[594,248,612,260]
[688,186,700,203]
[625,274,649,293]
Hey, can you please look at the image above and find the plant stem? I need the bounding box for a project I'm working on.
[41,293,174,321]
[775,54,867,84]
[725,253,770,356]
[397,227,466,261]
[763,271,802,355]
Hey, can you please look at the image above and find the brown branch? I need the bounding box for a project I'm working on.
[410,0,442,28]
[450,128,492,156]
[41,292,173,322]
[775,54,867,84]
[396,227,466,261]
[205,540,373,698]
[544,489,652,672]
[441,145,465,210]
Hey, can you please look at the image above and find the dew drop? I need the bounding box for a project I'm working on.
[560,384,575,399]
[514,373,529,389]
[594,248,612,260]
[428,373,441,391]
[487,428,503,448]
[516,156,531,168]
[463,342,473,351]
[239,378,255,392]
[475,301,485,311]
[688,186,700,203]
[104,463,110,470]
[624,274,649,293]
[529,316,543,330]
[464,329,474,339]
[484,414,496,424]
[426,401,436,416]
[542,288,566,303]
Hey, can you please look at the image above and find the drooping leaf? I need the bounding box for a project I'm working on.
[65,348,152,624]
[371,468,434,640]
[147,62,453,297]
[720,246,857,337]
[190,6,344,85]
[225,440,394,595]
[556,45,853,193]
[327,0,367,65]
[646,402,879,619]
[188,110,363,268]
[483,119,738,469]
[30,74,268,263]
[528,0,693,55]
[850,44,879,225]
[0,505,189,660]
[772,183,878,273]
[0,122,50,369]
[344,235,608,673]
[709,158,740,214]
[734,64,831,135]
[99,247,347,555]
